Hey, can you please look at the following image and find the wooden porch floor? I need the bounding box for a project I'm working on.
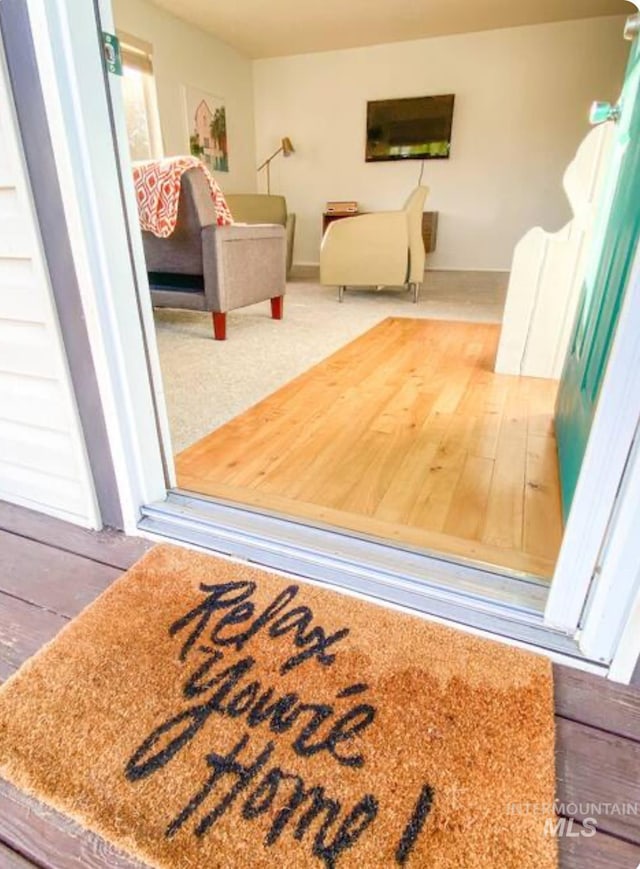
[0,500,638,868]
[176,319,563,579]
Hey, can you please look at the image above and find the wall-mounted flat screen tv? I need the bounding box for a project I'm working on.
[366,94,455,162]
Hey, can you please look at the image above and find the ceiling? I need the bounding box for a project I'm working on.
[148,0,633,59]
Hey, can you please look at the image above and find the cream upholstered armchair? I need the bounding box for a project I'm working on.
[320,186,428,302]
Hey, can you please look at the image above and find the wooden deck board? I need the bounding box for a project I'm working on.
[0,595,68,682]
[176,318,563,578]
[556,718,640,841]
[554,664,640,742]
[0,780,144,869]
[0,502,151,570]
[0,530,122,618]
[0,501,638,868]
[0,841,40,869]
[559,828,640,869]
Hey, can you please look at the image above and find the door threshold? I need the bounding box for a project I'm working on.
[138,490,604,672]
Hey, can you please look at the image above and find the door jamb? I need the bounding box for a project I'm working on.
[544,236,640,634]
[24,0,170,532]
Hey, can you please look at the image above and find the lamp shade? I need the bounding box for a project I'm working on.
[281,137,295,156]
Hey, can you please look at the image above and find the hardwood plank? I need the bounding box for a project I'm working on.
[528,377,557,439]
[0,779,147,869]
[0,530,122,617]
[373,434,442,525]
[554,664,640,742]
[177,319,561,578]
[327,430,400,515]
[523,434,563,563]
[469,409,503,460]
[337,398,435,517]
[0,501,151,570]
[284,384,399,504]
[467,373,510,461]
[499,376,530,441]
[481,433,526,550]
[443,454,494,540]
[407,413,478,531]
[0,594,67,682]
[559,824,640,869]
[556,717,640,842]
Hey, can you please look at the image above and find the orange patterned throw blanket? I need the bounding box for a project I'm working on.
[133,156,233,238]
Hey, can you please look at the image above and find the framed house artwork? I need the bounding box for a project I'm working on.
[184,86,229,173]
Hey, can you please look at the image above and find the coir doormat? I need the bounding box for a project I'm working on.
[0,545,557,868]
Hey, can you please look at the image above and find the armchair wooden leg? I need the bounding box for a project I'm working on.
[338,285,345,303]
[212,311,227,340]
[412,283,421,304]
[270,295,284,320]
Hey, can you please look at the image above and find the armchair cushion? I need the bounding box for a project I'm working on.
[226,193,296,277]
[202,223,286,313]
[226,193,287,226]
[320,212,409,287]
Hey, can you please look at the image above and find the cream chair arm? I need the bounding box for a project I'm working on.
[320,212,409,287]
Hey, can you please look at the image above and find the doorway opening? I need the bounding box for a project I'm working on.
[101,1,637,631]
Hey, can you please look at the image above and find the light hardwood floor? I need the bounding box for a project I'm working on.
[176,318,564,578]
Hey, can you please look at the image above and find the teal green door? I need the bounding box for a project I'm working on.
[556,19,640,518]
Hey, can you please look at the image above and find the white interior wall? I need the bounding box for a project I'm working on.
[253,16,628,270]
[112,0,257,193]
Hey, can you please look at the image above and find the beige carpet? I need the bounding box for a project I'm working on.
[155,269,508,453]
[0,544,556,869]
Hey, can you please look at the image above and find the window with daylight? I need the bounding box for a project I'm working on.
[120,35,163,162]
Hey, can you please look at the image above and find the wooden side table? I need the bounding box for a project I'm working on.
[422,211,438,253]
[322,211,360,235]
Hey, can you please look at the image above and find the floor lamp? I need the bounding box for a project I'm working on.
[257,137,294,194]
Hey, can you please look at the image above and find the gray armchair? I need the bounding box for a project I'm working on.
[225,193,296,277]
[142,168,286,340]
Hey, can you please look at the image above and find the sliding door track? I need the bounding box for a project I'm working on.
[139,490,602,669]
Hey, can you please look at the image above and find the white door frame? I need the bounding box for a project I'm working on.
[19,0,640,676]
[583,422,640,680]
[25,0,172,533]
[544,235,640,637]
